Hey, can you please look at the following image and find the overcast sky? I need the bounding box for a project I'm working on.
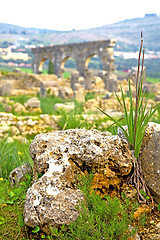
[0,0,159,31]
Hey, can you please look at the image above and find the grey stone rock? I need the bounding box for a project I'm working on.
[24,97,40,109]
[9,162,33,185]
[140,130,160,203]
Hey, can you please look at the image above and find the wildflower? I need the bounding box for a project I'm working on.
[0,177,3,181]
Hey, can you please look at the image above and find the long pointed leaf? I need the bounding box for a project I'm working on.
[96,107,129,139]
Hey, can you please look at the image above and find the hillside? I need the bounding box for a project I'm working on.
[0,14,160,51]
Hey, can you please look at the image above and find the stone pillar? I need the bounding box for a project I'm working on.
[39,82,46,97]
[73,83,85,102]
[75,59,85,76]
[103,73,118,92]
[71,71,80,91]
[53,56,61,76]
[102,47,116,82]
[84,69,92,90]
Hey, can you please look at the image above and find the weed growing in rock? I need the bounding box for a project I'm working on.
[97,33,160,205]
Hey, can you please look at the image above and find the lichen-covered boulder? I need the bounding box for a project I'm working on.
[24,129,133,232]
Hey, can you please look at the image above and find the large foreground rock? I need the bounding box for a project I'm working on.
[24,129,133,232]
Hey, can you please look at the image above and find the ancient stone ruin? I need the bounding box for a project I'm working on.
[31,40,117,78]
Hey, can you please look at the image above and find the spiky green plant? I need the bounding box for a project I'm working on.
[97,33,160,204]
[97,33,160,158]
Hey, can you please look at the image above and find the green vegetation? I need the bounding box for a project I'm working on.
[115,57,160,79]
[97,34,160,205]
[57,109,91,130]
[146,77,160,83]
[40,95,65,115]
[85,91,96,101]
[0,138,32,179]
[19,67,33,74]
[0,176,33,239]
[50,174,138,240]
[99,37,160,159]
[0,172,149,240]
[63,71,71,79]
[48,60,54,74]
[10,95,32,105]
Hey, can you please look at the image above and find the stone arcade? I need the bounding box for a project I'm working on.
[31,39,116,78]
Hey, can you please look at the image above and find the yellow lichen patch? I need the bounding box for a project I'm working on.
[91,173,122,197]
[134,204,151,220]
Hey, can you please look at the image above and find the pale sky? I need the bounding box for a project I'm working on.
[0,0,159,31]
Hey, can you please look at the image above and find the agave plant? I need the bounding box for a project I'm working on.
[97,33,160,204]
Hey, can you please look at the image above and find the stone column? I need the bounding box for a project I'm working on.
[84,69,92,90]
[75,59,85,76]
[71,71,80,91]
[39,82,46,97]
[102,47,116,79]
[103,73,118,92]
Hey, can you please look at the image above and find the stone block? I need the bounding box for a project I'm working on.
[0,83,11,96]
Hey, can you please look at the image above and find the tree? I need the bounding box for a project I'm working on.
[48,60,54,74]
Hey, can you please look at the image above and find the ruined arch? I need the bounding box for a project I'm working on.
[85,54,103,72]
[61,56,77,70]
[38,57,54,73]
[38,58,48,73]
[85,54,95,69]
[32,39,117,77]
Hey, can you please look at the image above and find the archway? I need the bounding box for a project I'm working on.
[85,54,103,76]
[61,57,77,78]
[38,58,50,74]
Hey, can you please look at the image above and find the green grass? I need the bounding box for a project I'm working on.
[0,103,5,112]
[8,94,66,116]
[146,77,160,83]
[39,95,65,115]
[19,68,33,74]
[85,91,96,101]
[57,110,92,130]
[0,138,32,179]
[63,71,71,79]
[9,95,32,105]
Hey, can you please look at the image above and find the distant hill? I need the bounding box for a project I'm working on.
[0,14,160,51]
